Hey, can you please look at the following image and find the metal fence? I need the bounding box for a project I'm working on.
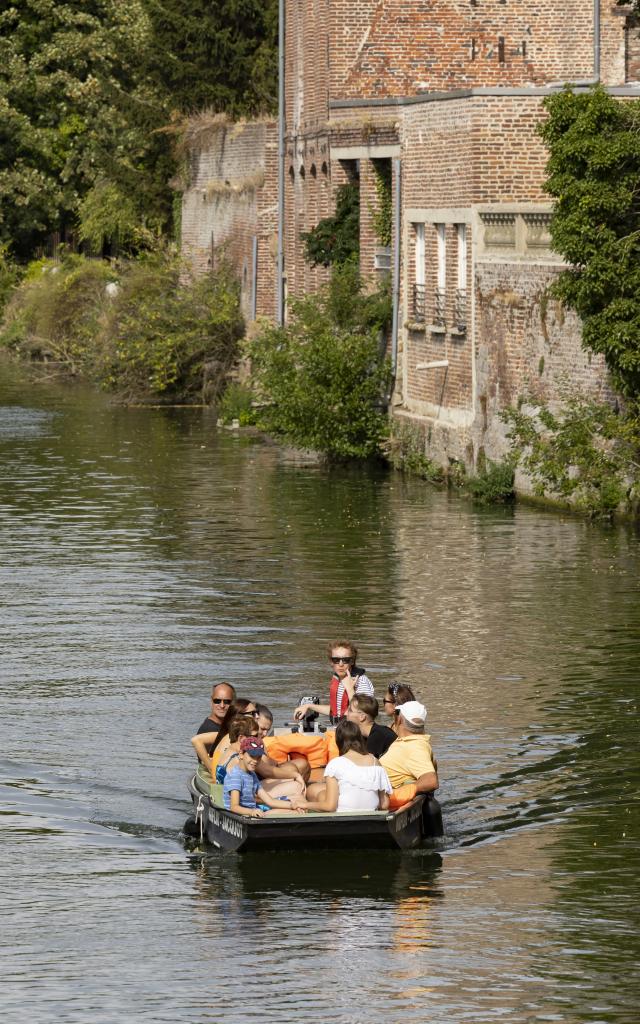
[413,282,426,323]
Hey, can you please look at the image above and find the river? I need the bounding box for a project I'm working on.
[1,358,638,1024]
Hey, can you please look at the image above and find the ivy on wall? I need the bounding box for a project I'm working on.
[371,160,392,248]
[539,86,640,399]
[301,183,360,267]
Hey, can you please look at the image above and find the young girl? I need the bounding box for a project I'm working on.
[301,720,392,813]
[223,737,307,819]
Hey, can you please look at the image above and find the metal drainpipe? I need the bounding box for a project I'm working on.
[390,157,402,384]
[276,0,285,325]
[251,235,258,321]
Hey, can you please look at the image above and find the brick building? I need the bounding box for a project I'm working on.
[181,2,640,472]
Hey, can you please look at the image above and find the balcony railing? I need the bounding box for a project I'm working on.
[454,288,467,330]
[433,287,446,327]
[413,282,426,323]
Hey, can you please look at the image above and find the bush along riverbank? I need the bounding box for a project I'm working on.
[0,250,243,403]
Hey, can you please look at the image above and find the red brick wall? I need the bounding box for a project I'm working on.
[627,16,640,82]
[328,0,626,99]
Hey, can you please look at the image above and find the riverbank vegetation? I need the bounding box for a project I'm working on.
[500,87,640,518]
[248,263,392,459]
[0,252,243,402]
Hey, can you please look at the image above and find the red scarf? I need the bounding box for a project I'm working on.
[329,672,350,719]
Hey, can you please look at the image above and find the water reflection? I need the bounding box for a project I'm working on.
[1,357,639,1022]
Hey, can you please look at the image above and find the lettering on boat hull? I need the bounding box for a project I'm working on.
[209,807,245,841]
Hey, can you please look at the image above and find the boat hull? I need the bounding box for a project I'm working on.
[187,774,441,853]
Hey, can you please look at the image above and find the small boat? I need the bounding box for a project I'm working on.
[185,765,443,852]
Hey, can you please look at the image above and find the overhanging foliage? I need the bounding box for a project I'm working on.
[540,87,640,398]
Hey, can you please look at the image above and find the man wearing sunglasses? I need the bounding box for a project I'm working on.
[196,682,237,739]
[293,640,374,725]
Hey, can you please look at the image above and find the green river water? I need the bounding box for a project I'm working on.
[1,358,638,1023]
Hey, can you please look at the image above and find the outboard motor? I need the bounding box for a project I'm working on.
[297,694,321,732]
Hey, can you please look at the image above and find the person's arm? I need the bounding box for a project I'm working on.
[191,732,218,774]
[256,786,306,813]
[301,776,339,813]
[229,789,264,818]
[256,758,305,787]
[378,789,390,811]
[415,770,438,794]
[293,702,331,719]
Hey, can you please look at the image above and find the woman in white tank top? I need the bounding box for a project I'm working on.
[301,720,392,813]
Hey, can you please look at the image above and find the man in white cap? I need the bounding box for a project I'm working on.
[379,700,438,794]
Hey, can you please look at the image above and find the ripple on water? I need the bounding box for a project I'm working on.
[1,370,639,1023]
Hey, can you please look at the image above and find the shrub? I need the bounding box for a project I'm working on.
[504,396,639,518]
[99,254,243,398]
[0,251,244,401]
[0,255,114,373]
[249,263,392,459]
[218,381,257,425]
[465,458,516,505]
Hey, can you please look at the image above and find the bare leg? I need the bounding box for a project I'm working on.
[260,777,305,800]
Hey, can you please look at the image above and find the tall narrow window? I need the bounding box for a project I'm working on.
[455,224,468,329]
[435,224,446,325]
[413,223,425,322]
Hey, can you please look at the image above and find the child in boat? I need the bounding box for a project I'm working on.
[223,737,307,819]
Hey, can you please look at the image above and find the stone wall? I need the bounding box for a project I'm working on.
[180,0,637,489]
[181,120,278,321]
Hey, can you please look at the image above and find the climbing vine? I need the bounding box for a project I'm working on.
[372,160,392,248]
[539,87,640,399]
[301,183,360,267]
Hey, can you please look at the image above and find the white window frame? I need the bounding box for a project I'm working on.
[436,223,446,291]
[456,223,467,290]
[414,223,425,286]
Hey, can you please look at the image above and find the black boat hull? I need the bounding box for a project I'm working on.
[187,773,441,853]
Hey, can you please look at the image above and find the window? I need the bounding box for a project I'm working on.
[455,224,467,329]
[435,224,446,326]
[413,224,425,322]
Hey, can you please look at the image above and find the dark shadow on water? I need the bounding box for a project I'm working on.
[186,846,443,903]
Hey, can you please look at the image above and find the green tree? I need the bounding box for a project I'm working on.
[301,183,360,268]
[539,87,640,398]
[249,263,392,459]
[142,0,278,116]
[0,1,173,258]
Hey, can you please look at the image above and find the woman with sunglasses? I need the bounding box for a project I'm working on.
[293,640,374,725]
[383,683,416,734]
[192,714,260,781]
[192,698,258,774]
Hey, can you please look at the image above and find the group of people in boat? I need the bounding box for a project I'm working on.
[191,639,438,820]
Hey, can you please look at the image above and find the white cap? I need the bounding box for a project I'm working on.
[395,700,427,724]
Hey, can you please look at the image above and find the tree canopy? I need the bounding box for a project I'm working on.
[143,0,278,116]
[0,0,278,259]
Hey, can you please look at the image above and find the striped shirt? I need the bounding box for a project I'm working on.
[223,765,260,810]
[335,672,374,716]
